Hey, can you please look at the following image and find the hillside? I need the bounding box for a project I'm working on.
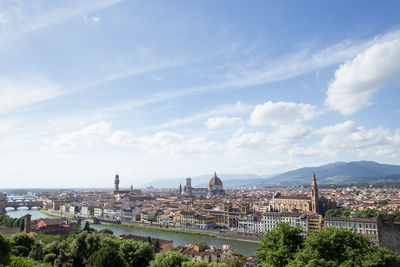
[263,161,400,185]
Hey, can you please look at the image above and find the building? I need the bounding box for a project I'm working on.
[180,242,234,264]
[269,173,335,215]
[120,234,173,252]
[262,212,308,235]
[208,172,225,196]
[181,172,225,197]
[25,214,73,237]
[324,216,379,244]
[307,213,323,232]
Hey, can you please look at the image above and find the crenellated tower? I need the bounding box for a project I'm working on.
[114,174,120,191]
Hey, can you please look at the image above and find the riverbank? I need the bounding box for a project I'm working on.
[39,208,68,219]
[100,222,218,237]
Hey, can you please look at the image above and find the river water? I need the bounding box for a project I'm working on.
[7,208,258,256]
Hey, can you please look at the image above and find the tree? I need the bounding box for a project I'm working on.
[182,261,227,267]
[11,245,30,257]
[256,223,304,267]
[43,253,57,264]
[289,227,400,266]
[10,232,35,252]
[83,221,90,231]
[154,238,161,253]
[98,228,114,235]
[149,250,190,267]
[86,247,125,267]
[120,239,154,267]
[0,233,11,265]
[28,241,44,261]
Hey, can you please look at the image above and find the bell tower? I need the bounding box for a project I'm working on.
[311,172,319,213]
[114,174,120,191]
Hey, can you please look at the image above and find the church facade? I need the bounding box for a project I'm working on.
[269,173,335,215]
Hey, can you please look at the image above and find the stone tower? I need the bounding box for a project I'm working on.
[24,214,31,233]
[114,174,120,191]
[186,178,192,196]
[311,172,319,214]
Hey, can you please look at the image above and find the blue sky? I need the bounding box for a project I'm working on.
[1,0,400,188]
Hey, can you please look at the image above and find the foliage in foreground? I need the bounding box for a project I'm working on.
[256,223,400,267]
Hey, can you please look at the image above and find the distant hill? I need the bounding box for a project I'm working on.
[145,161,400,188]
[262,161,400,185]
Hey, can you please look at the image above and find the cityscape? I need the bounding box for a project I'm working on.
[1,0,400,267]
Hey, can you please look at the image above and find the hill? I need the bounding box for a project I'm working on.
[145,161,400,188]
[263,161,400,185]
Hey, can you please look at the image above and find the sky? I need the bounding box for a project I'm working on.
[1,0,400,188]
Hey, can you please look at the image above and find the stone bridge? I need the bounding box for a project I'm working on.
[0,200,43,211]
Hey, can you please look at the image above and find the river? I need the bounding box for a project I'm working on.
[7,208,258,256]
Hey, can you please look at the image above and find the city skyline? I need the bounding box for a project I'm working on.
[1,0,400,188]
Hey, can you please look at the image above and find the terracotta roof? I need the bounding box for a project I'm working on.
[208,172,223,187]
[274,195,311,200]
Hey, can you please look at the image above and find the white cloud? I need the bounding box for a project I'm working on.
[108,130,221,156]
[0,73,62,113]
[43,121,111,151]
[289,121,400,158]
[250,101,318,126]
[91,16,100,22]
[156,101,251,129]
[205,116,241,129]
[228,132,267,150]
[326,38,400,115]
[228,123,312,152]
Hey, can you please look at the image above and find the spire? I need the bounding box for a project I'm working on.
[311,172,319,213]
[214,171,217,177]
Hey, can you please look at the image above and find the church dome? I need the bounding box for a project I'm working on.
[208,172,223,187]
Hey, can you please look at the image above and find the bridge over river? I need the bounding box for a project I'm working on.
[0,199,43,212]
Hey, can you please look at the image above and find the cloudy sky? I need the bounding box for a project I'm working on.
[1,0,400,188]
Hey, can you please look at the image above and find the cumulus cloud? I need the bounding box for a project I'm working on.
[250,101,318,126]
[289,121,400,158]
[43,121,111,151]
[326,38,400,115]
[204,116,241,129]
[228,123,312,152]
[108,130,221,155]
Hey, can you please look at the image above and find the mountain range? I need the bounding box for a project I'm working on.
[146,161,400,188]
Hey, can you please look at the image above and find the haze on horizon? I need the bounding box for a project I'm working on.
[1,0,400,188]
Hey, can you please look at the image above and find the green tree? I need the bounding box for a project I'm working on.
[289,227,400,266]
[149,250,190,267]
[182,261,227,267]
[0,233,11,265]
[120,239,154,267]
[9,255,51,267]
[256,223,304,267]
[86,247,125,267]
[69,231,89,267]
[83,221,90,231]
[11,245,30,257]
[10,232,35,251]
[43,240,61,256]
[28,241,44,261]
[98,228,114,235]
[154,238,161,253]
[43,253,58,264]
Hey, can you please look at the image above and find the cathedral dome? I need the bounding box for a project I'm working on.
[208,172,223,187]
